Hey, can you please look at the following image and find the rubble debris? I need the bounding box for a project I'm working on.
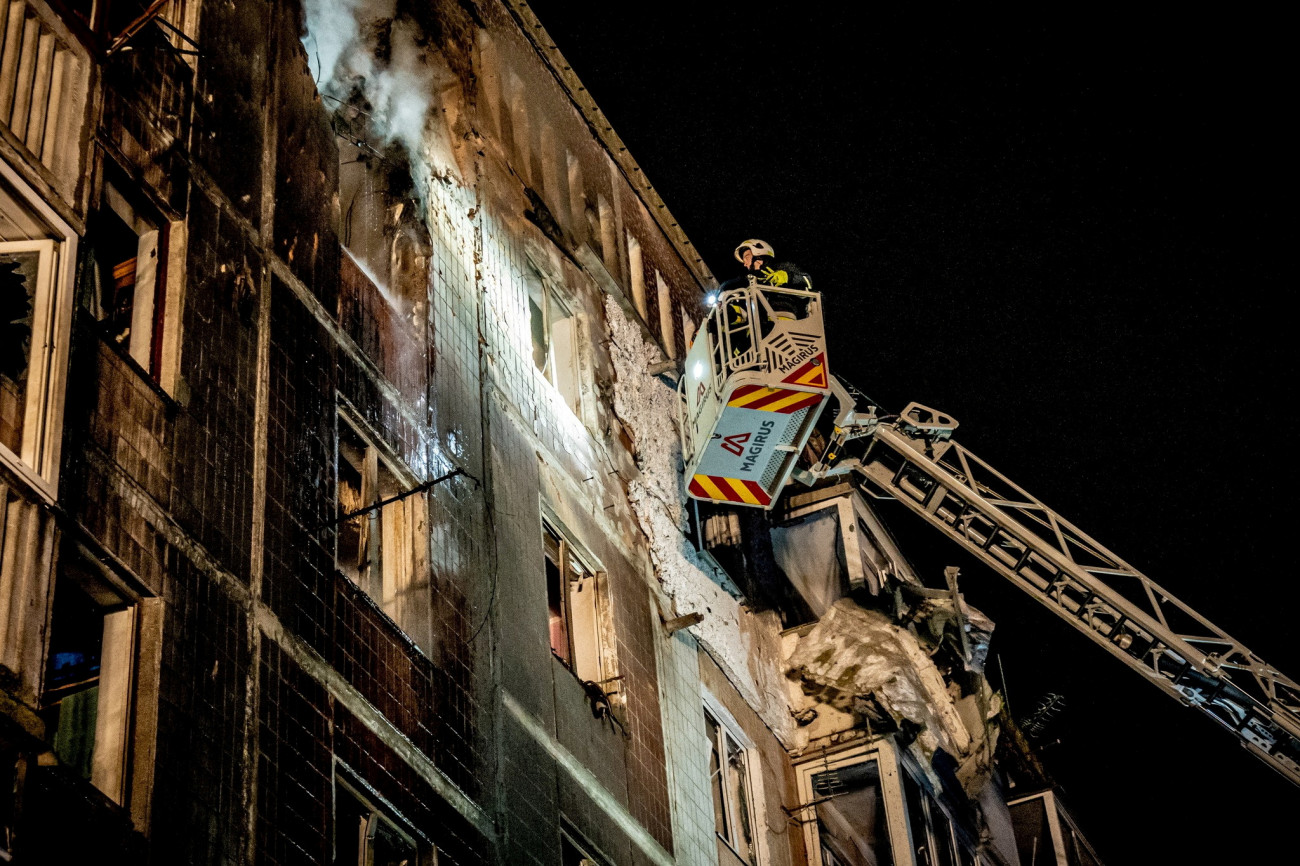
[786,599,977,779]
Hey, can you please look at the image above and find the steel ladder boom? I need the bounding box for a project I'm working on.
[819,385,1300,785]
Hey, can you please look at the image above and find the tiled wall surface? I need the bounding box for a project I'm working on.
[1,1,751,864]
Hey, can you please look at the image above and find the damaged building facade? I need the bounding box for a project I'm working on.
[0,1,1096,864]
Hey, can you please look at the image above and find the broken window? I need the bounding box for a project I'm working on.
[87,178,169,373]
[335,778,424,866]
[561,833,603,866]
[337,131,432,331]
[40,555,147,806]
[337,414,432,652]
[902,770,970,866]
[543,520,613,686]
[797,745,905,866]
[810,758,894,866]
[705,707,757,864]
[1,161,76,490]
[527,268,582,414]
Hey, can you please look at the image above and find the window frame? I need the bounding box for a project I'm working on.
[560,824,607,866]
[0,158,78,499]
[335,407,431,651]
[702,693,766,866]
[541,514,616,689]
[526,263,584,416]
[38,542,162,821]
[84,160,188,396]
[897,752,981,866]
[334,769,435,866]
[794,741,911,866]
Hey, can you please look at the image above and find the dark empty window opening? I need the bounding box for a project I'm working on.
[87,180,165,375]
[335,780,422,866]
[811,758,894,866]
[561,831,603,866]
[40,557,138,805]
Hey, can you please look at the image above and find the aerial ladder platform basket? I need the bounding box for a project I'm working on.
[678,285,830,509]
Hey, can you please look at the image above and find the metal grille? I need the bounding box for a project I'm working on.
[759,406,809,490]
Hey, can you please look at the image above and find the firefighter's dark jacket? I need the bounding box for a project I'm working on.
[717,258,812,293]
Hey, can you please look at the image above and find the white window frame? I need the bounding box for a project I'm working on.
[794,741,910,866]
[541,512,617,689]
[335,407,430,651]
[526,263,584,416]
[702,689,768,866]
[0,158,77,500]
[41,545,163,822]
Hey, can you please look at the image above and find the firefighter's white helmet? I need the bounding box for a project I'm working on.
[734,239,774,263]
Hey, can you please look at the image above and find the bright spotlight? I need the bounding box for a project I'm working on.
[705,292,719,307]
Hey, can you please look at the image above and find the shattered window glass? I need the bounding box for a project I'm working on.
[1,169,70,476]
[336,415,432,652]
[0,245,38,453]
[706,707,758,864]
[335,782,419,866]
[812,759,894,866]
[543,520,611,684]
[528,268,582,414]
[545,526,570,665]
[707,712,730,841]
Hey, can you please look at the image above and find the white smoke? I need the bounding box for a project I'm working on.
[301,0,459,180]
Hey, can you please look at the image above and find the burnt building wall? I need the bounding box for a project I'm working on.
[0,1,879,865]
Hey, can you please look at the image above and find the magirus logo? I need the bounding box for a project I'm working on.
[718,432,751,456]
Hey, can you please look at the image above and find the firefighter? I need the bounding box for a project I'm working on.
[718,239,812,292]
[713,240,812,354]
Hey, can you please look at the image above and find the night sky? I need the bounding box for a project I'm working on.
[526,4,1296,864]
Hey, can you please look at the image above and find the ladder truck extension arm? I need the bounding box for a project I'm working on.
[799,376,1300,786]
[676,285,1299,783]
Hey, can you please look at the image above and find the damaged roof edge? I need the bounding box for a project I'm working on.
[504,0,719,289]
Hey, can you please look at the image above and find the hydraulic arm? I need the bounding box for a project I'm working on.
[802,376,1300,786]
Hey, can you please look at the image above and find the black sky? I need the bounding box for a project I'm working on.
[525,4,1297,863]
